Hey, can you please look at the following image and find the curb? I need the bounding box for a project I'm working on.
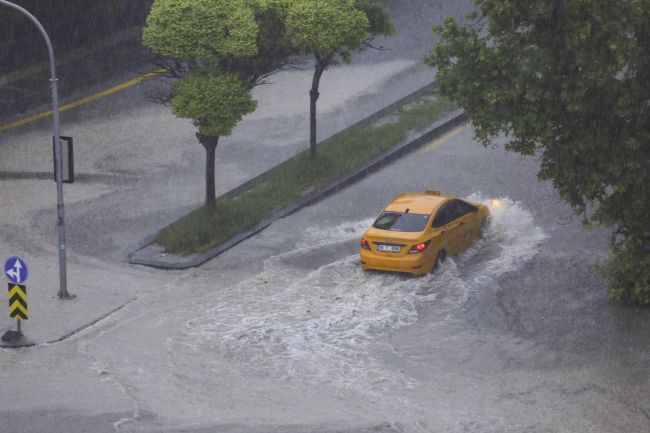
[126,92,466,269]
[0,298,136,348]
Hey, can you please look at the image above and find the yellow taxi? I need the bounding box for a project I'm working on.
[360,190,490,275]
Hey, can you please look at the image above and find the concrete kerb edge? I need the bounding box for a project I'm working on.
[126,108,467,270]
[0,298,137,348]
[43,297,137,346]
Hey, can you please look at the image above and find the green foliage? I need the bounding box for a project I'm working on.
[425,0,650,304]
[143,0,258,60]
[354,0,396,37]
[171,72,256,136]
[285,0,394,158]
[287,0,370,62]
[283,0,395,59]
[143,0,289,209]
[144,0,294,83]
[242,0,295,83]
[143,0,265,136]
[599,237,650,306]
[156,91,456,255]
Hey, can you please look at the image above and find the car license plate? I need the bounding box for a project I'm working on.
[377,244,400,253]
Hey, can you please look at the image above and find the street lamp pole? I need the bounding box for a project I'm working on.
[1,1,73,299]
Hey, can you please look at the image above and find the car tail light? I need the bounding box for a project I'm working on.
[360,238,371,250]
[408,240,430,254]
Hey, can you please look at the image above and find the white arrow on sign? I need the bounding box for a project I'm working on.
[6,259,23,283]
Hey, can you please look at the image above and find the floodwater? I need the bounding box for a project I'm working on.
[76,195,554,432]
[178,196,543,392]
[2,122,648,432]
[2,1,648,431]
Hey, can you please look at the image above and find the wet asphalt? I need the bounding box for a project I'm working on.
[1,0,649,432]
[3,126,648,433]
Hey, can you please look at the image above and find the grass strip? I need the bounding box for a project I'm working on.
[155,90,456,255]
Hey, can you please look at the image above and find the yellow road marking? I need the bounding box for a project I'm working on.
[0,68,166,134]
[419,122,470,153]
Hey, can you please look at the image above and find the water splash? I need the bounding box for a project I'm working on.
[463,193,548,284]
[175,193,547,395]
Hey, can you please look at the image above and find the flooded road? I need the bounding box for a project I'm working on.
[2,126,645,433]
[175,196,544,397]
[74,195,552,432]
[1,1,649,430]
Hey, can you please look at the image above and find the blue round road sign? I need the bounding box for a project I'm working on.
[4,256,28,284]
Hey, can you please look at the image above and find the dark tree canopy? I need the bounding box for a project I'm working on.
[425,0,650,304]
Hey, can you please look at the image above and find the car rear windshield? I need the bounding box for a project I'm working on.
[372,212,431,232]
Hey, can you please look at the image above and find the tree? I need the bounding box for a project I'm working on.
[424,0,650,304]
[286,0,394,158]
[142,0,292,210]
[171,72,256,210]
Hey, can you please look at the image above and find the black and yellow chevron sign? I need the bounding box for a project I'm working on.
[7,283,27,320]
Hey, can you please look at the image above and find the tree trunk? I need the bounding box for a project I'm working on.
[196,132,219,212]
[309,59,326,158]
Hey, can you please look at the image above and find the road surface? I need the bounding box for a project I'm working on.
[1,124,649,433]
[1,0,649,431]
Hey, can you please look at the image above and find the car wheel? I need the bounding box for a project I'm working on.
[433,249,446,272]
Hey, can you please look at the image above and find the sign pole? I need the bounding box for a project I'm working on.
[0,1,73,299]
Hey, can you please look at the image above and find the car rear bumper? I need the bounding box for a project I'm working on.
[360,249,430,275]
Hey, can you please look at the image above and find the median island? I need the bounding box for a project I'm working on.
[151,84,457,258]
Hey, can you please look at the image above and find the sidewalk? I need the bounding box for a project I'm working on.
[0,252,161,347]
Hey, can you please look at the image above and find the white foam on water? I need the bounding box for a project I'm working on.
[184,257,433,393]
[175,193,547,395]
[462,193,548,285]
[296,217,376,249]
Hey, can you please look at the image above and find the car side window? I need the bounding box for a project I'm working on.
[433,200,479,228]
[453,200,469,218]
[451,199,478,219]
[460,200,478,216]
[447,200,463,221]
[431,206,444,228]
[432,202,452,227]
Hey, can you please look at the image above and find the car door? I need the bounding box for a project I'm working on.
[432,201,463,255]
[463,200,482,247]
[452,200,477,252]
